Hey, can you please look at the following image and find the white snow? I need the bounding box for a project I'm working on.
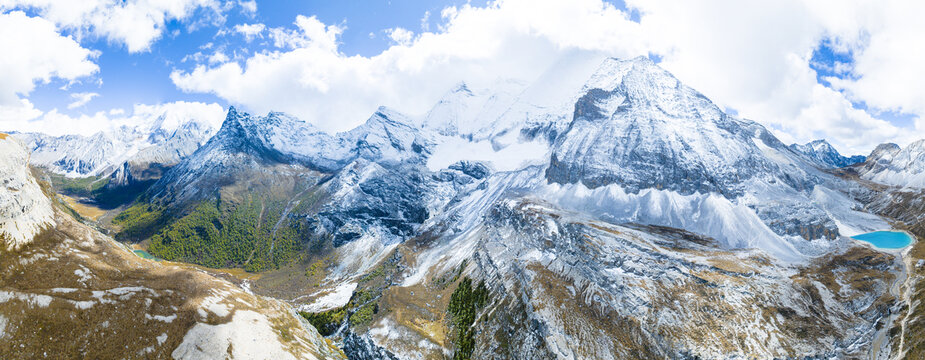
[146,313,177,323]
[74,267,92,283]
[426,136,549,172]
[198,289,232,318]
[332,232,398,278]
[301,282,357,313]
[0,290,53,307]
[810,186,890,237]
[172,310,308,360]
[541,182,805,263]
[861,139,925,188]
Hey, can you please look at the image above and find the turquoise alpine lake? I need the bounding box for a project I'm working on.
[851,231,914,249]
[133,249,160,260]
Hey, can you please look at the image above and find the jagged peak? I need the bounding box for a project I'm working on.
[789,139,865,168]
[578,55,719,117]
[807,139,835,151]
[868,142,901,160]
[367,106,416,129]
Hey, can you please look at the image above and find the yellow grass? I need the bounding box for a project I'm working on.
[60,194,106,221]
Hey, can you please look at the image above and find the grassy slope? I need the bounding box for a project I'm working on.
[115,194,309,272]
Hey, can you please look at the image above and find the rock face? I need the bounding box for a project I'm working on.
[858,140,925,188]
[0,135,344,359]
[0,134,54,250]
[790,139,866,168]
[464,200,896,359]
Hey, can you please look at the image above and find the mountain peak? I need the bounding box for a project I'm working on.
[867,143,902,162]
[789,139,865,168]
[450,81,472,95]
[858,140,925,188]
[808,139,835,150]
[547,57,822,199]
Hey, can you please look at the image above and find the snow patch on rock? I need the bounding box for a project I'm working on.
[301,282,357,313]
[172,310,311,360]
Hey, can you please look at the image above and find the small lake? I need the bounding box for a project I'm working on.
[133,249,160,260]
[851,231,914,249]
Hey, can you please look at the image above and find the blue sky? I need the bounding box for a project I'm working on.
[1,0,924,154]
[24,1,495,117]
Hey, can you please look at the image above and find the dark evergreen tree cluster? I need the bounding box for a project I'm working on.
[447,277,490,360]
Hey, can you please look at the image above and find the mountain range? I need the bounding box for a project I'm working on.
[789,139,866,168]
[4,56,925,359]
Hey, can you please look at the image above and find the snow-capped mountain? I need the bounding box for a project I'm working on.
[143,56,883,264]
[96,56,910,359]
[547,57,821,197]
[789,139,866,168]
[13,111,220,183]
[858,139,925,188]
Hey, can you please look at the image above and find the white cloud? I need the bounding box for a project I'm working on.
[171,0,925,154]
[234,23,265,42]
[267,15,343,50]
[238,0,256,15]
[385,27,414,46]
[0,98,43,125]
[823,1,925,124]
[0,11,99,104]
[66,92,99,109]
[420,10,430,31]
[0,101,225,136]
[208,51,229,64]
[0,0,226,52]
[624,0,925,154]
[172,0,646,133]
[0,11,98,127]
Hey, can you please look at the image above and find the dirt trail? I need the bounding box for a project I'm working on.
[870,248,910,360]
[893,248,916,359]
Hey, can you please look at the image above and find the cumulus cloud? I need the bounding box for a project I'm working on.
[267,15,343,50]
[385,27,413,46]
[6,0,915,154]
[234,23,265,42]
[0,0,226,52]
[238,0,256,15]
[823,2,925,124]
[174,0,925,154]
[0,101,225,136]
[625,0,923,154]
[67,92,99,109]
[0,11,98,127]
[0,99,43,125]
[172,0,646,133]
[207,51,229,64]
